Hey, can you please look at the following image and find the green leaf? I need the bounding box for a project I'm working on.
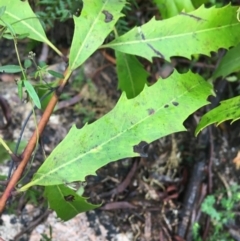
[20,70,213,190]
[226,76,238,82]
[16,33,29,39]
[38,61,48,68]
[153,0,195,19]
[0,65,22,73]
[195,96,240,135]
[47,70,64,79]
[34,81,58,110]
[24,59,32,69]
[0,0,62,56]
[44,185,99,221]
[24,80,41,109]
[116,51,149,98]
[104,5,240,62]
[2,33,14,39]
[212,44,240,79]
[202,195,221,221]
[69,0,126,71]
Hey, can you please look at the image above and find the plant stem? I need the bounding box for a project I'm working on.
[0,67,72,213]
[0,137,13,156]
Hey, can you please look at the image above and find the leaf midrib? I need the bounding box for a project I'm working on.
[5,11,47,43]
[57,186,79,213]
[105,23,240,47]
[70,1,108,70]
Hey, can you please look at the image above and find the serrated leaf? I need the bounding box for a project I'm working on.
[69,0,126,71]
[24,80,41,109]
[0,0,62,56]
[195,96,240,135]
[0,65,22,73]
[20,70,213,190]
[191,0,208,8]
[153,0,195,19]
[104,5,240,62]
[44,185,99,221]
[116,51,149,98]
[212,44,240,79]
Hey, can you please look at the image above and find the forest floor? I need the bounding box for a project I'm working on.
[0,16,240,241]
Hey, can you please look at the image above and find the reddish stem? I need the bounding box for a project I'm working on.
[0,68,70,213]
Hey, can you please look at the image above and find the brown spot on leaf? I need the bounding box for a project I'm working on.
[138,26,164,59]
[172,101,179,106]
[64,194,75,202]
[148,108,155,115]
[179,12,204,21]
[147,43,164,58]
[102,10,113,23]
[133,141,148,157]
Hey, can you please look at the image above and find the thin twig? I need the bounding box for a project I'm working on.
[8,89,55,179]
[14,209,51,240]
[99,159,139,198]
[216,171,232,199]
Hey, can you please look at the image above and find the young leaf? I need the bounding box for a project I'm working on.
[16,33,29,39]
[47,70,64,79]
[0,0,62,56]
[153,0,195,19]
[69,0,126,71]
[195,96,240,135]
[0,65,22,73]
[24,80,41,109]
[104,5,240,62]
[212,44,240,80]
[38,61,48,68]
[44,185,99,221]
[24,59,32,69]
[34,82,58,110]
[116,51,149,98]
[20,70,213,190]
[201,196,221,221]
[2,33,15,39]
